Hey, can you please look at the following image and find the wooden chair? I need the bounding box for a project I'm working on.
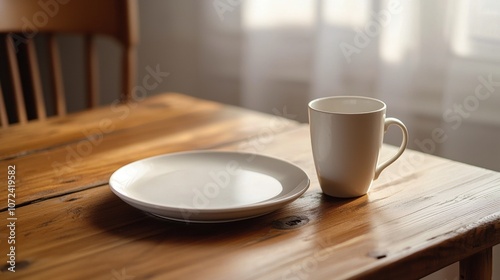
[0,0,138,127]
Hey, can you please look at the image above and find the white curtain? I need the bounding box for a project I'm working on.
[197,0,500,172]
[167,2,500,279]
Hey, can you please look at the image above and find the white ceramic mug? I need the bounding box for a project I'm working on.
[308,96,408,198]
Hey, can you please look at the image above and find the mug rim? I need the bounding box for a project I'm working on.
[308,96,386,115]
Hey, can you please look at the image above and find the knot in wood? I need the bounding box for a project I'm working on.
[272,216,309,230]
[367,250,388,260]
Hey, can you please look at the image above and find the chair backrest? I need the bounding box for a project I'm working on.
[0,0,138,127]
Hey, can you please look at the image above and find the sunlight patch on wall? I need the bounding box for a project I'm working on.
[379,0,419,64]
[449,0,471,57]
[322,0,371,28]
[449,0,500,60]
[242,0,315,29]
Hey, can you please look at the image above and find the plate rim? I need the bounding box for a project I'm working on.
[109,150,310,216]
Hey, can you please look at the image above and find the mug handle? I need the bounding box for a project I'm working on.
[374,117,408,179]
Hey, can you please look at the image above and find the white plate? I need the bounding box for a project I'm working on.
[109,151,310,223]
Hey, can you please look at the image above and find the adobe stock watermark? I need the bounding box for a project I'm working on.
[213,0,241,21]
[111,268,135,280]
[10,0,71,52]
[380,73,499,184]
[281,233,345,280]
[51,65,170,177]
[339,1,402,63]
[414,73,499,155]
[179,106,297,222]
[237,106,297,161]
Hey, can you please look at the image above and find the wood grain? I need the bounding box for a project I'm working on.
[121,0,139,102]
[0,93,286,159]
[460,248,492,280]
[26,37,46,120]
[1,124,499,279]
[0,0,138,44]
[48,33,66,117]
[0,94,298,206]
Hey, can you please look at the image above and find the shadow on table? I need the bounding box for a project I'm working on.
[88,190,363,245]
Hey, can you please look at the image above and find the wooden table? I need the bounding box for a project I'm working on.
[1,93,499,279]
